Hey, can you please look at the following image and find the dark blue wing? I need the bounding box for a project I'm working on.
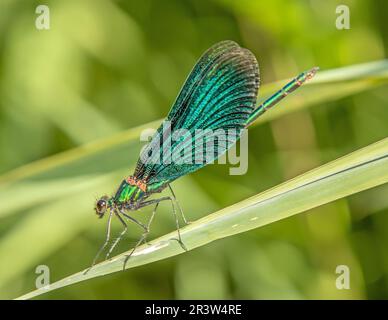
[134,41,259,184]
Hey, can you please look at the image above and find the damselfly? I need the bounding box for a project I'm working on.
[89,40,318,271]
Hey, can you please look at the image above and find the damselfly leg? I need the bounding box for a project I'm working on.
[84,212,113,274]
[105,212,128,260]
[168,184,191,225]
[122,196,188,270]
[85,209,148,274]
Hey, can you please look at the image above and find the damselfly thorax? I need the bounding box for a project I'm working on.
[111,176,168,209]
[113,176,148,207]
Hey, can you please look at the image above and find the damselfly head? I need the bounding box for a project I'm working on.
[95,195,109,218]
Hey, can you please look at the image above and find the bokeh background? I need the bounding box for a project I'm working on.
[0,0,387,299]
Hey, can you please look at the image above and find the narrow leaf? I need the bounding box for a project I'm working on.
[16,138,388,299]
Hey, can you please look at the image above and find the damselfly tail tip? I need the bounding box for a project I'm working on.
[306,66,319,81]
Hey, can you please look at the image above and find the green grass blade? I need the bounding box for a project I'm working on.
[2,60,388,296]
[16,137,388,300]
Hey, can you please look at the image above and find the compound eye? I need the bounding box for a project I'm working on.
[96,199,107,215]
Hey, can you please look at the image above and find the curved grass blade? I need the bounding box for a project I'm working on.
[2,60,388,296]
[16,137,388,299]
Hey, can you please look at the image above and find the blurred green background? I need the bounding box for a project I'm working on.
[0,0,388,299]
